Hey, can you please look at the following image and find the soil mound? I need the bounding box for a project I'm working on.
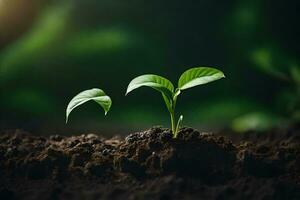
[0,127,299,199]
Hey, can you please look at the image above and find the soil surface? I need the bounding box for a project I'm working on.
[0,126,300,200]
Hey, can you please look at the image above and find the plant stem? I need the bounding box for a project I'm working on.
[170,110,176,137]
[174,115,183,138]
[170,95,179,138]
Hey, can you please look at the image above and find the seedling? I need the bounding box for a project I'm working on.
[66,88,112,123]
[126,67,225,138]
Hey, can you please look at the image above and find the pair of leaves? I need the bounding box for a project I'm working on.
[126,67,225,102]
[126,67,224,136]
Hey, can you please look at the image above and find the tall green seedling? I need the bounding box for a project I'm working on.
[126,67,225,138]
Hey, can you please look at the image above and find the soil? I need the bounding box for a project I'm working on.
[0,126,300,200]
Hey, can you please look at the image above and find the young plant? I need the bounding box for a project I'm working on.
[126,67,225,138]
[66,88,112,123]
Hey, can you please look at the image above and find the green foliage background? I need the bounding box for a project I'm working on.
[0,0,299,134]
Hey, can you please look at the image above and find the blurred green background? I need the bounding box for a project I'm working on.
[0,0,299,135]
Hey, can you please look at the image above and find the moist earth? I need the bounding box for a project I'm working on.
[0,126,300,200]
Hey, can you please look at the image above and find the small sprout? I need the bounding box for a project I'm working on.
[66,88,112,123]
[126,67,225,138]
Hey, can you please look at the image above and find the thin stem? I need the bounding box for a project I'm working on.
[164,91,180,138]
[174,115,183,138]
[170,95,178,138]
[170,110,176,137]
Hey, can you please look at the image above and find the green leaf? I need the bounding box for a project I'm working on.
[66,88,112,123]
[126,74,174,100]
[178,67,225,90]
[162,93,173,112]
[232,112,280,132]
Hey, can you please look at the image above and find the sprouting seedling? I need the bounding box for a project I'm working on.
[66,88,112,123]
[126,67,225,138]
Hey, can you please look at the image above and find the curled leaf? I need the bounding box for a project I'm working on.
[66,88,112,123]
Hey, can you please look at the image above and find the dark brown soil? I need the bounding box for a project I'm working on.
[0,126,300,200]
